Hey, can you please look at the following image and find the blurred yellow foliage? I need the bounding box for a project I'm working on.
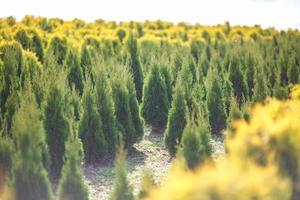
[1,16,299,49]
[145,159,290,200]
[145,87,300,200]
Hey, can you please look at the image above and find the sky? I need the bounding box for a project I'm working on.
[0,0,299,30]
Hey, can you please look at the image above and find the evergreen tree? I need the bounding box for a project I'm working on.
[287,55,299,85]
[47,36,68,65]
[116,28,127,43]
[141,64,169,128]
[228,57,248,104]
[278,52,289,86]
[21,51,43,105]
[223,21,231,36]
[202,31,211,43]
[112,75,136,147]
[0,137,13,188]
[95,70,119,154]
[109,147,134,200]
[160,65,173,103]
[110,65,144,147]
[68,88,82,122]
[0,42,22,120]
[44,83,70,176]
[245,54,255,99]
[171,54,183,84]
[206,68,227,135]
[12,92,52,200]
[30,29,44,62]
[223,77,233,115]
[188,57,197,84]
[80,37,100,77]
[79,85,107,162]
[14,29,31,50]
[253,67,269,102]
[127,75,144,142]
[179,118,212,170]
[126,33,144,102]
[164,86,187,156]
[190,39,201,64]
[2,90,19,136]
[227,97,243,130]
[273,74,288,100]
[66,48,84,95]
[80,44,93,72]
[178,62,195,113]
[57,128,89,200]
[199,53,210,76]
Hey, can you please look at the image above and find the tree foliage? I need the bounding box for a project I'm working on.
[12,91,52,200]
[206,68,227,135]
[44,82,70,176]
[141,64,169,128]
[109,147,134,200]
[57,128,89,200]
[79,84,107,162]
[179,118,212,170]
[126,33,144,102]
[164,86,187,156]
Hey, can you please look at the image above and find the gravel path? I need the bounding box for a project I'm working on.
[84,127,171,200]
[83,128,225,200]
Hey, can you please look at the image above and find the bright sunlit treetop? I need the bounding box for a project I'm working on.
[0,0,299,30]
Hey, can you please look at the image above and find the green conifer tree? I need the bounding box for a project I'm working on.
[164,86,187,156]
[160,65,173,103]
[30,29,44,62]
[141,64,169,128]
[228,57,248,104]
[79,85,107,162]
[245,54,255,99]
[80,37,100,77]
[0,137,13,187]
[14,29,31,50]
[12,92,52,200]
[223,77,233,115]
[127,75,144,142]
[273,74,288,100]
[206,68,227,135]
[287,55,299,85]
[109,147,134,200]
[44,83,70,176]
[179,118,212,170]
[116,28,127,43]
[66,48,84,95]
[109,64,144,146]
[68,88,82,122]
[112,74,136,147]
[126,33,144,102]
[190,39,202,64]
[57,128,89,200]
[95,70,119,154]
[253,67,269,102]
[223,21,231,36]
[47,36,68,65]
[227,97,243,130]
[0,42,22,120]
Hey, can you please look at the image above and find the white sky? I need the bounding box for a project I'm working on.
[0,0,299,30]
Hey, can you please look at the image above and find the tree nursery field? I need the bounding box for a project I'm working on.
[0,16,300,200]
